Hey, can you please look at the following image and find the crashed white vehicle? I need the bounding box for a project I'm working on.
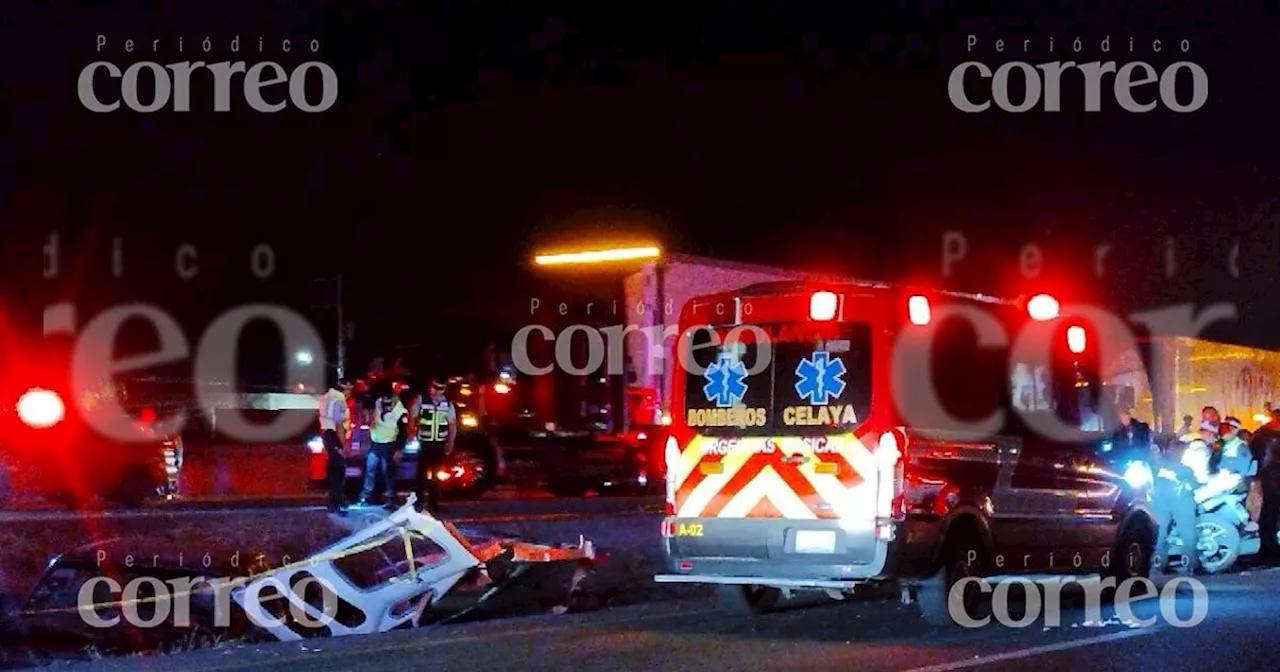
[230,495,596,640]
[1,495,596,652]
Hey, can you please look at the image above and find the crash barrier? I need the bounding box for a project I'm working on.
[20,495,595,638]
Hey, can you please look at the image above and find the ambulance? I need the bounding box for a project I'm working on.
[655,282,1156,623]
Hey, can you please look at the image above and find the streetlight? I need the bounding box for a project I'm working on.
[295,349,314,365]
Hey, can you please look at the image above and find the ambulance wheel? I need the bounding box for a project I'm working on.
[715,584,781,616]
[917,534,988,627]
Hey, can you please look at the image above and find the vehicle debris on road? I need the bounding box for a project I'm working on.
[231,494,597,640]
[0,494,597,654]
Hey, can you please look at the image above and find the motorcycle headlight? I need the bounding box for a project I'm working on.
[1124,461,1153,489]
[307,437,325,454]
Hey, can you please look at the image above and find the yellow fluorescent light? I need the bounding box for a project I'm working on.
[534,246,660,265]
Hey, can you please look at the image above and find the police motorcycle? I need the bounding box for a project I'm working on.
[1164,438,1262,574]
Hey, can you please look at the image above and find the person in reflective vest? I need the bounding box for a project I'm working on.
[415,378,457,513]
[359,381,407,510]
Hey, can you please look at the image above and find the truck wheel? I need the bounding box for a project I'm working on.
[917,535,988,627]
[715,584,780,616]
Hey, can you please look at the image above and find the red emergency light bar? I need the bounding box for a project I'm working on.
[1067,326,1086,353]
[809,291,838,321]
[907,295,930,325]
[1027,294,1059,321]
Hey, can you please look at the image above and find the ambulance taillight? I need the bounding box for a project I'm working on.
[664,435,680,515]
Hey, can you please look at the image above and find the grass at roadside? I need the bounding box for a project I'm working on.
[0,511,350,598]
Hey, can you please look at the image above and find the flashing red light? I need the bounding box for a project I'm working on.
[907,295,930,325]
[17,388,65,428]
[1067,326,1086,353]
[810,291,838,321]
[1027,294,1060,321]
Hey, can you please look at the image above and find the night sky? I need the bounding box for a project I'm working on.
[2,0,1279,380]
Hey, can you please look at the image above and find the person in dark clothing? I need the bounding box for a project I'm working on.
[1108,405,1153,461]
[1254,410,1280,560]
[318,378,353,515]
[414,378,457,513]
[1149,440,1204,574]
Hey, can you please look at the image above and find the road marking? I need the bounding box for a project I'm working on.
[900,627,1160,672]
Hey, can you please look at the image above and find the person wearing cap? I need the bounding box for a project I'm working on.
[358,381,408,510]
[414,378,457,513]
[318,378,353,515]
[1216,417,1255,477]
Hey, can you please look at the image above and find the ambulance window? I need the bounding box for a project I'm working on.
[681,326,771,434]
[929,316,1007,429]
[1008,358,1104,433]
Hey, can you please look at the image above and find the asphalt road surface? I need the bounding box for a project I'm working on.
[51,566,1280,672]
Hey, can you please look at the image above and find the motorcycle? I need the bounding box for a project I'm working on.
[1165,463,1274,573]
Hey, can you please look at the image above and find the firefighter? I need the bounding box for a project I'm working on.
[318,378,353,515]
[358,381,407,510]
[414,378,457,513]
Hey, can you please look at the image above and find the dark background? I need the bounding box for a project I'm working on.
[1,0,1277,386]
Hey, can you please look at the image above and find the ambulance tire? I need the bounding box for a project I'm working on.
[715,584,781,616]
[917,533,989,627]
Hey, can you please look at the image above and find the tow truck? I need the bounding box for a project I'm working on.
[655,283,1155,624]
